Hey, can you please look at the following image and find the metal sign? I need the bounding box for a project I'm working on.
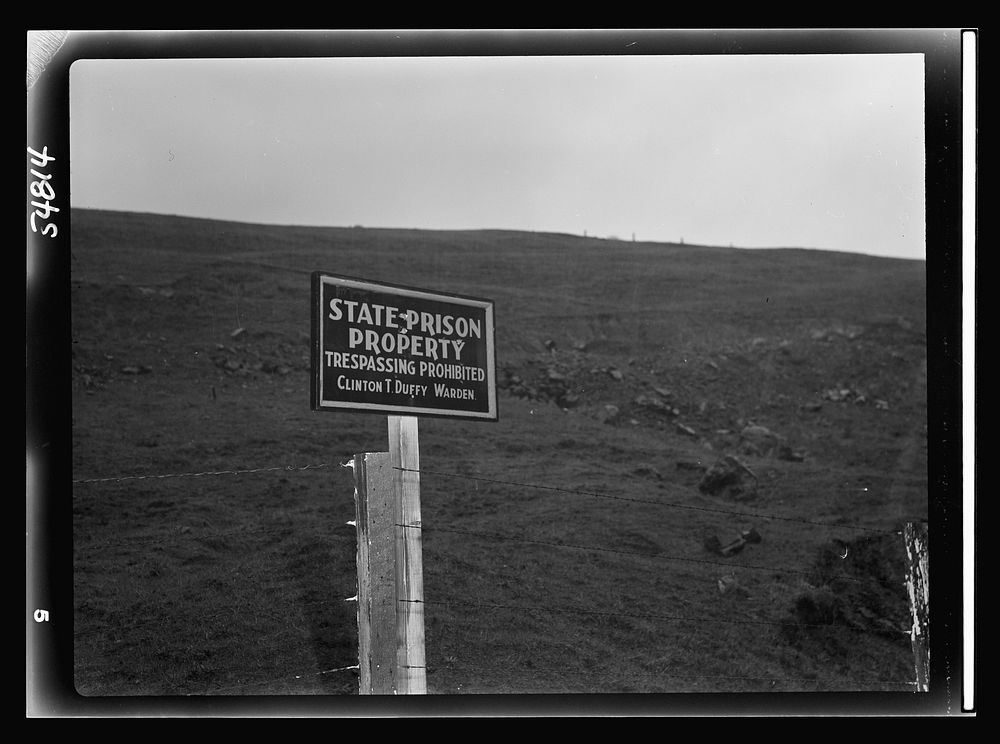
[311,272,498,420]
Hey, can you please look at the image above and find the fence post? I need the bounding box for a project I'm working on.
[388,415,427,694]
[904,521,930,692]
[351,452,397,694]
[350,416,426,695]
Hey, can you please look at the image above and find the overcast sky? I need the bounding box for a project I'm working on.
[69,52,926,259]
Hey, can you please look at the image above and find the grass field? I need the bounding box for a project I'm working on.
[67,208,928,702]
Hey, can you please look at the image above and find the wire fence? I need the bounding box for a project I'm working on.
[72,462,333,485]
[70,456,919,695]
[73,460,900,536]
[187,664,362,697]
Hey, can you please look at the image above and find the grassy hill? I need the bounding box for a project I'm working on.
[68,208,928,701]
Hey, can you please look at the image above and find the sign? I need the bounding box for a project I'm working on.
[311,272,498,420]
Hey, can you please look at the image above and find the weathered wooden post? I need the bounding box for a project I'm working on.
[351,452,397,694]
[388,415,426,693]
[313,272,497,694]
[349,417,425,695]
[904,521,930,692]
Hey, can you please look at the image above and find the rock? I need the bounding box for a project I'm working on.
[717,573,750,597]
[706,360,719,370]
[538,367,569,401]
[510,383,530,398]
[597,405,620,424]
[777,445,806,462]
[837,324,864,340]
[634,394,667,411]
[699,455,758,501]
[557,393,580,409]
[706,527,761,557]
[544,339,557,352]
[608,368,624,381]
[652,386,673,399]
[874,399,890,410]
[230,327,247,339]
[676,423,697,437]
[741,423,775,440]
[703,535,723,554]
[633,465,662,480]
[801,401,823,412]
[572,340,589,351]
[740,424,780,456]
[119,365,151,375]
[823,387,854,402]
[719,537,746,557]
[676,460,707,472]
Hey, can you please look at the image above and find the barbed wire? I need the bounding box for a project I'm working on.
[432,661,917,690]
[397,466,900,535]
[184,663,359,696]
[72,593,348,640]
[70,456,901,592]
[71,513,877,596]
[70,456,913,684]
[403,597,898,635]
[72,462,332,485]
[74,512,874,590]
[71,460,908,540]
[73,520,346,553]
[73,557,903,643]
[76,523,285,552]
[407,523,872,586]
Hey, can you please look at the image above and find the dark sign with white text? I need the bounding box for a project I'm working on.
[311,273,498,420]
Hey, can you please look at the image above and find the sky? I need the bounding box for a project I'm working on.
[69,51,926,259]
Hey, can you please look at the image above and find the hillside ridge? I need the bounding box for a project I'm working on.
[70,207,921,264]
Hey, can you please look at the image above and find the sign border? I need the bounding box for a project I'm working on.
[311,271,499,421]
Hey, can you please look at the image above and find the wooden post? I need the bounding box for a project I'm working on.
[351,452,397,694]
[388,415,427,694]
[904,521,930,692]
[350,416,426,695]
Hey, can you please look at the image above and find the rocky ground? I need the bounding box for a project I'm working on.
[63,209,930,700]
